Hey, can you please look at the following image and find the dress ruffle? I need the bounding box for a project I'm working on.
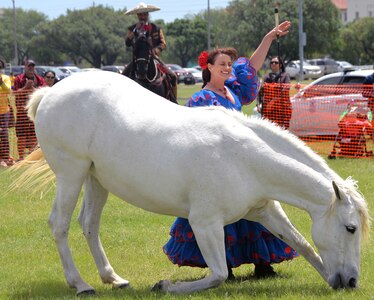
[163,218,298,268]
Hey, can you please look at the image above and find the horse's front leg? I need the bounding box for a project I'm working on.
[78,174,129,289]
[153,218,227,294]
[245,200,328,282]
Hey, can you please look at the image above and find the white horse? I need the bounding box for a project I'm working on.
[22,71,369,295]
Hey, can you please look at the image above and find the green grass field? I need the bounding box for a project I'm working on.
[0,83,373,299]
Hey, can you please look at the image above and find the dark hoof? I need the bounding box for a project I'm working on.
[117,282,131,289]
[254,264,277,278]
[227,268,236,281]
[151,280,167,292]
[76,289,96,297]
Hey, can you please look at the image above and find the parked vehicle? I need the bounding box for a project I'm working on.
[5,65,25,76]
[307,58,339,75]
[80,68,102,72]
[101,65,125,74]
[289,69,373,136]
[285,60,322,80]
[36,66,69,81]
[5,65,68,81]
[166,64,195,85]
[184,67,203,83]
[336,61,354,72]
[58,66,82,76]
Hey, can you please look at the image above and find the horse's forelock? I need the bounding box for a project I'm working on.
[329,178,371,242]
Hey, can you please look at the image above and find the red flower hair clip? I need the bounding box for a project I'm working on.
[198,51,209,70]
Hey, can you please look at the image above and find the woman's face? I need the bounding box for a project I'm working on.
[270,58,280,72]
[44,72,55,87]
[208,53,232,81]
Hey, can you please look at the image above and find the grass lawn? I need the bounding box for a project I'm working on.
[0,157,373,299]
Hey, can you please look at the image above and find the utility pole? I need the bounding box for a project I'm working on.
[12,0,18,65]
[298,0,304,81]
[207,0,211,50]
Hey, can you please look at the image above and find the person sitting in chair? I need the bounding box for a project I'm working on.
[123,2,177,98]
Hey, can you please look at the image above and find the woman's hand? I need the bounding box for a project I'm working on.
[267,20,291,40]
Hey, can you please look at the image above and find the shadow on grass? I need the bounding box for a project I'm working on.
[7,280,75,299]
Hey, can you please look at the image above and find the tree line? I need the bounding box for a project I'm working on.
[0,0,373,68]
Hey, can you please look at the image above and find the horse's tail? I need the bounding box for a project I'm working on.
[8,86,54,197]
[7,148,55,198]
[27,87,50,122]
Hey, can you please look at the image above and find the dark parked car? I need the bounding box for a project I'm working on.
[166,64,195,85]
[5,65,68,82]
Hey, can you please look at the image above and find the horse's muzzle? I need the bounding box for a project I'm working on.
[330,273,358,289]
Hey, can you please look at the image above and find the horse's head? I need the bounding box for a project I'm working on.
[311,179,370,289]
[133,32,152,80]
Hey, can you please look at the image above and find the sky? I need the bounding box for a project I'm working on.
[4,0,231,23]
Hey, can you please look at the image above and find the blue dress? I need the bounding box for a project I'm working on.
[163,57,298,268]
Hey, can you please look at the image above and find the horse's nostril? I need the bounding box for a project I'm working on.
[348,278,357,288]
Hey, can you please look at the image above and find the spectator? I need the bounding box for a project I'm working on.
[0,59,12,167]
[163,21,298,279]
[362,71,374,113]
[14,59,46,160]
[123,2,177,98]
[260,56,292,129]
[44,70,57,87]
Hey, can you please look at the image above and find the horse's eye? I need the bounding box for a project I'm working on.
[345,225,356,234]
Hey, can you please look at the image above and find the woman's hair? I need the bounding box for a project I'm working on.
[44,70,56,78]
[202,47,238,86]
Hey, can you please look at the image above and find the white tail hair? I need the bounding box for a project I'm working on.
[27,87,50,121]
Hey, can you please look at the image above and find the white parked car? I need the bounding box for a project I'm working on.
[184,67,203,83]
[58,66,82,76]
[285,60,322,80]
[336,61,354,72]
[289,69,373,136]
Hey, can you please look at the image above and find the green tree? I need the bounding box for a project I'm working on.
[213,0,341,63]
[339,17,374,65]
[0,8,48,64]
[164,17,208,67]
[39,6,131,67]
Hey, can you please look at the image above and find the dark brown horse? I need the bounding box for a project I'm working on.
[124,32,177,104]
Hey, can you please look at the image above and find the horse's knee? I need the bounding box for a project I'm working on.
[211,270,228,285]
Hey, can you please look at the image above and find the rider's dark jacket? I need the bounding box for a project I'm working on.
[125,23,166,52]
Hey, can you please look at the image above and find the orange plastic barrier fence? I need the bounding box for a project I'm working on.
[257,83,373,159]
[0,85,373,168]
[0,90,38,167]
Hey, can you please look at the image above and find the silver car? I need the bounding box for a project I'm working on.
[286,60,322,80]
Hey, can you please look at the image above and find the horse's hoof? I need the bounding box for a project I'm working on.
[151,280,169,292]
[117,282,131,289]
[76,289,96,297]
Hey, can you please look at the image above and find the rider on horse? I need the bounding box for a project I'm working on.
[123,3,178,99]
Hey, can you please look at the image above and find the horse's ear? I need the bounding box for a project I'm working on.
[332,181,341,200]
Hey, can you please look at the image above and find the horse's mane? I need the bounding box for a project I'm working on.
[204,106,333,175]
[202,106,371,241]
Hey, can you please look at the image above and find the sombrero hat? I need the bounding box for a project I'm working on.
[125,2,160,15]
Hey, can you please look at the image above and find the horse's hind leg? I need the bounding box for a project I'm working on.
[48,158,94,295]
[78,174,129,289]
